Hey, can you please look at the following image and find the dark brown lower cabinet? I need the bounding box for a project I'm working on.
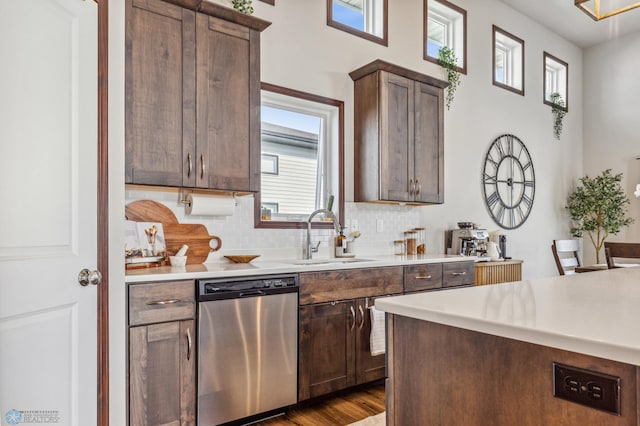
[298,297,385,401]
[129,320,196,426]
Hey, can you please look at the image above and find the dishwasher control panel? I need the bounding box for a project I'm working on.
[198,274,299,301]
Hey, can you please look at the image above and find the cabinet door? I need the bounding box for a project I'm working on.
[299,301,356,400]
[380,72,414,202]
[404,263,443,293]
[130,320,196,426]
[125,0,196,187]
[443,261,475,288]
[354,298,386,384]
[195,14,260,192]
[413,81,444,203]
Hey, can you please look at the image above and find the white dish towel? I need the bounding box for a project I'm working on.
[369,306,386,356]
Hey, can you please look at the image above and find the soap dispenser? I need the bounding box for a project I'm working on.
[335,226,347,257]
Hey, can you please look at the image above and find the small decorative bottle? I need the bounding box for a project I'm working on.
[335,227,347,257]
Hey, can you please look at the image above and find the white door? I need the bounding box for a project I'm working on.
[0,0,98,425]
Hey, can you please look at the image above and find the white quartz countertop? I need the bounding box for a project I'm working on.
[376,267,640,365]
[125,254,471,283]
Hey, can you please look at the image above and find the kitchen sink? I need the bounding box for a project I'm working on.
[289,257,378,266]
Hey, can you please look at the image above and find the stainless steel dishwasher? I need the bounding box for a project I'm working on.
[197,274,298,425]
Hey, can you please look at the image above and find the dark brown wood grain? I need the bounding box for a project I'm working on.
[442,261,475,287]
[125,200,179,223]
[388,316,639,425]
[299,267,403,306]
[128,280,195,326]
[351,61,447,205]
[354,297,386,384]
[163,223,221,263]
[403,263,443,292]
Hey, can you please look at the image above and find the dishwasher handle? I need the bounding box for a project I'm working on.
[239,290,267,298]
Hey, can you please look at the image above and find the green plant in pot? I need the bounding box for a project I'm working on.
[437,46,460,110]
[232,0,254,14]
[550,92,567,140]
[566,169,634,264]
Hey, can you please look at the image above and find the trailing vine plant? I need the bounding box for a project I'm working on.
[437,46,461,110]
[232,0,254,14]
[550,92,567,140]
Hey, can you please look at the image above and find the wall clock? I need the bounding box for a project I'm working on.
[482,134,535,229]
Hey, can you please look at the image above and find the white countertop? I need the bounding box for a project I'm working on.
[376,267,640,365]
[125,254,472,283]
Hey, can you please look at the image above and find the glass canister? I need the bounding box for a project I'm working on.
[394,239,405,255]
[415,227,426,254]
[404,230,417,255]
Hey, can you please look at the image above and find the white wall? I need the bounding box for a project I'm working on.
[583,31,640,264]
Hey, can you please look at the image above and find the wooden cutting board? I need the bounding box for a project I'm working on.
[163,223,222,264]
[125,200,222,265]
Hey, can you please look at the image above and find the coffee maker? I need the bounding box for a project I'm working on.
[445,223,490,260]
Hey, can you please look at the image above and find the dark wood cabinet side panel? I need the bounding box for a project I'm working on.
[355,298,386,384]
[381,73,412,202]
[126,0,193,186]
[180,320,196,426]
[299,302,355,400]
[353,73,381,202]
[299,266,404,305]
[413,82,444,203]
[390,316,638,426]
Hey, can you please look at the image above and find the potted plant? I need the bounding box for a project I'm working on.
[550,92,567,140]
[566,169,634,264]
[232,0,254,14]
[437,46,460,110]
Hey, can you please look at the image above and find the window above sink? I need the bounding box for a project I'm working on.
[255,83,344,230]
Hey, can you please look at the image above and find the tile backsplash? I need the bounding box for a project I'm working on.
[125,189,424,262]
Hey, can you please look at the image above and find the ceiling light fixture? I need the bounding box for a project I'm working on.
[575,0,640,20]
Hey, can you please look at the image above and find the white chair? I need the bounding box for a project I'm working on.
[551,239,581,275]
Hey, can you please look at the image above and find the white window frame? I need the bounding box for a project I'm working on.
[328,0,388,46]
[543,52,568,111]
[493,25,524,96]
[424,0,467,74]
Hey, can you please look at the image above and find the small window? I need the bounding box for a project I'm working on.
[543,52,568,111]
[261,203,279,214]
[327,0,388,46]
[424,0,467,74]
[492,25,524,96]
[261,154,279,175]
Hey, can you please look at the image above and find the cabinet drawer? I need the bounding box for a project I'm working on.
[403,264,443,292]
[442,262,475,288]
[129,280,195,326]
[299,266,403,305]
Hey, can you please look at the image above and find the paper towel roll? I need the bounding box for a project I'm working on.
[185,194,235,216]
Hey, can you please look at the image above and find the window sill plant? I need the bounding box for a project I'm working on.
[550,92,567,140]
[437,46,460,110]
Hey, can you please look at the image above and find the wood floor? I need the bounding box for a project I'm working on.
[254,384,385,426]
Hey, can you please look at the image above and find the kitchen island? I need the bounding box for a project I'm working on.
[376,268,640,425]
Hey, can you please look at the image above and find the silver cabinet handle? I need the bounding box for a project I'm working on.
[186,327,192,361]
[146,299,180,305]
[200,154,205,180]
[350,306,356,331]
[416,275,433,280]
[451,271,467,276]
[416,179,421,195]
[187,152,192,178]
[358,305,365,330]
[409,178,414,195]
[78,269,102,286]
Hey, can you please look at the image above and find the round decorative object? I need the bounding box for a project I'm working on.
[482,134,535,229]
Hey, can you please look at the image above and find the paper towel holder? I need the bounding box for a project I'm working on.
[179,188,238,208]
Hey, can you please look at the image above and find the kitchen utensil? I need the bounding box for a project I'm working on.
[169,255,188,267]
[487,241,501,260]
[163,223,222,265]
[224,255,261,263]
[176,245,189,257]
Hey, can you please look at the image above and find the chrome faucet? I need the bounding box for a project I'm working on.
[305,208,342,259]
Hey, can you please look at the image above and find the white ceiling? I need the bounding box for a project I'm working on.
[498,0,640,48]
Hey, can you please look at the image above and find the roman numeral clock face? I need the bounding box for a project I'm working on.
[482,134,535,229]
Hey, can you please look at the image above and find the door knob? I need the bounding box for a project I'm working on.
[78,269,102,286]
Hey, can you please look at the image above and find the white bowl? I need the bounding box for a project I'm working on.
[169,256,187,267]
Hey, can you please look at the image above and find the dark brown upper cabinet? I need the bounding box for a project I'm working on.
[492,25,524,96]
[424,0,467,75]
[350,60,448,205]
[125,0,270,192]
[327,0,388,46]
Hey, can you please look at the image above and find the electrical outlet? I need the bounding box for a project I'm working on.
[376,219,384,233]
[553,363,620,415]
